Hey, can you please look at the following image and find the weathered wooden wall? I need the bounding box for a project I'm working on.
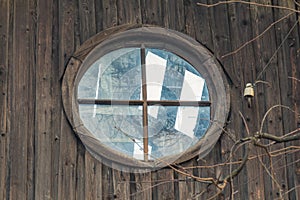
[0,0,299,199]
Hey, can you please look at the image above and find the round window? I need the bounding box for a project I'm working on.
[62,25,229,171]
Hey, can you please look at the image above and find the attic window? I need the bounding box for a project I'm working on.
[62,25,229,171]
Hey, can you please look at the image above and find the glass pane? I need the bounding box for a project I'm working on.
[147,106,210,159]
[78,48,142,100]
[145,49,209,101]
[79,104,144,158]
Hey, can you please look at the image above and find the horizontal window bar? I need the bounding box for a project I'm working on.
[147,100,211,106]
[78,99,211,106]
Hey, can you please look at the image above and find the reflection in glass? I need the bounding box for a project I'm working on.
[147,106,210,158]
[79,105,143,157]
[146,49,209,101]
[78,48,142,100]
[77,48,211,161]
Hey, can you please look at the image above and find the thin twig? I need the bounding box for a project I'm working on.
[256,20,299,81]
[255,143,283,199]
[260,105,294,134]
[222,12,295,59]
[197,1,300,13]
[288,76,300,83]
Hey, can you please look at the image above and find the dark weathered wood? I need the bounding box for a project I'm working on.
[194,0,213,50]
[102,0,117,29]
[154,169,175,200]
[49,0,61,199]
[133,172,152,200]
[112,169,131,199]
[140,0,163,26]
[58,0,78,79]
[227,1,257,199]
[57,1,79,200]
[249,1,276,199]
[1,0,300,199]
[75,143,86,200]
[0,1,9,199]
[117,0,141,24]
[34,0,58,199]
[8,1,36,199]
[176,160,196,199]
[102,164,115,199]
[273,1,299,199]
[78,0,96,43]
[57,115,77,200]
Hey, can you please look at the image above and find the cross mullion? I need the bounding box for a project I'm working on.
[78,99,211,107]
[141,47,149,161]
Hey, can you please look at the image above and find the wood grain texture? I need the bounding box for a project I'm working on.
[8,0,36,199]
[0,0,9,199]
[273,1,300,199]
[0,0,299,199]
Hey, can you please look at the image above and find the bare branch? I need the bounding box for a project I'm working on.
[288,76,300,83]
[260,105,294,134]
[222,12,294,58]
[197,1,300,13]
[257,129,300,143]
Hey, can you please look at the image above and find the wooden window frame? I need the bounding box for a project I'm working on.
[62,24,230,172]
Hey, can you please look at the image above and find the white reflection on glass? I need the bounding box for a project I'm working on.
[78,48,142,100]
[78,48,211,160]
[180,70,204,101]
[145,51,167,101]
[147,106,210,158]
[174,107,199,138]
[133,140,152,160]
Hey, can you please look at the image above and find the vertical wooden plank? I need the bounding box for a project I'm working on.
[249,2,272,199]
[174,0,185,32]
[113,169,131,199]
[0,1,9,199]
[102,165,115,199]
[8,0,36,199]
[154,169,175,200]
[290,46,300,200]
[161,0,174,29]
[49,0,61,198]
[193,159,213,199]
[207,2,240,196]
[140,0,163,26]
[57,0,78,199]
[34,0,57,199]
[58,0,77,79]
[116,0,141,25]
[84,153,97,200]
[78,0,96,43]
[95,161,103,200]
[183,0,196,38]
[272,1,299,199]
[222,2,245,199]
[208,0,238,86]
[75,143,86,200]
[177,160,196,199]
[133,172,152,200]
[102,0,117,29]
[193,0,213,51]
[226,1,258,199]
[95,0,104,32]
[57,117,77,200]
[27,0,37,199]
[160,0,184,31]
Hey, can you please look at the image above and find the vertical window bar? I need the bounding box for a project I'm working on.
[141,47,149,161]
